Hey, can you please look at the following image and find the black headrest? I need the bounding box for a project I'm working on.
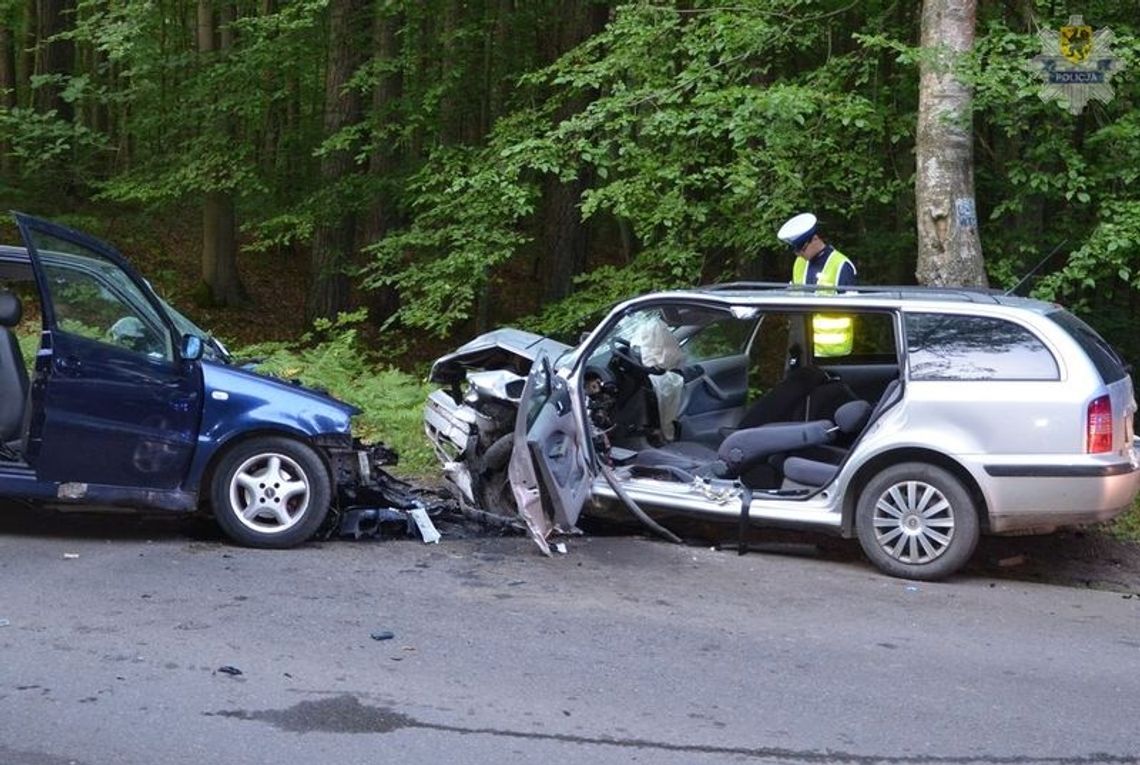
[0,292,21,327]
[834,400,872,434]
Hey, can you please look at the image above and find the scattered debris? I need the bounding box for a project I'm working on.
[408,506,441,544]
[998,554,1028,568]
[905,586,918,592]
[370,631,395,641]
[217,665,243,676]
[0,618,9,627]
[328,467,451,544]
[337,507,408,540]
[554,542,568,555]
[63,553,79,560]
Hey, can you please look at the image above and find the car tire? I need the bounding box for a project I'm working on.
[855,462,979,581]
[476,433,517,517]
[210,437,331,549]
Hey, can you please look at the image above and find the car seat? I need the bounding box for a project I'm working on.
[630,399,872,490]
[782,380,900,488]
[0,291,29,448]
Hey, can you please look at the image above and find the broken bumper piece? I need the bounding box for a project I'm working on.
[328,441,448,544]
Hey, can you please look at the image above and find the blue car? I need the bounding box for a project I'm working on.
[0,213,380,547]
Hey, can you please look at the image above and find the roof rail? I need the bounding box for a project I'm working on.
[698,281,1006,304]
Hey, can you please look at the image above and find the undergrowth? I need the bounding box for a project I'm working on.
[1108,497,1140,542]
[237,310,437,477]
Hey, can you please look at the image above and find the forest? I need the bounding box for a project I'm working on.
[1,0,1139,468]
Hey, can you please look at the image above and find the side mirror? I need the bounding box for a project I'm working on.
[180,334,203,361]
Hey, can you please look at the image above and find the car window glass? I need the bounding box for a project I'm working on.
[817,312,897,367]
[747,312,794,394]
[27,232,172,360]
[1047,310,1127,384]
[593,306,756,368]
[905,313,1059,381]
[677,311,755,362]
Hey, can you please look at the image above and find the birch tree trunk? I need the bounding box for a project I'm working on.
[915,0,987,287]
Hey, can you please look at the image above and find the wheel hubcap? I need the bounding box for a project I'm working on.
[871,480,955,564]
[228,453,310,534]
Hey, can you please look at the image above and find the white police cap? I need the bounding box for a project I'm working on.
[777,212,818,250]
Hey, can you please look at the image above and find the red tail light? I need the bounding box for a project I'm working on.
[1086,395,1113,453]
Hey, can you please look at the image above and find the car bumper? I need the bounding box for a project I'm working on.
[974,451,1140,534]
[423,390,480,506]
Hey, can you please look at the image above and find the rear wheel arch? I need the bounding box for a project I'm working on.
[841,448,989,537]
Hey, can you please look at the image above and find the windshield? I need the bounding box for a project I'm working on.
[160,298,231,363]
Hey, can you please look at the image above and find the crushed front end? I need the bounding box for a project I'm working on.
[324,438,445,543]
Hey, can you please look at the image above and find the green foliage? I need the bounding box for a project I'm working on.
[0,107,107,190]
[365,1,904,337]
[1109,496,1140,543]
[238,310,437,476]
[6,0,1140,393]
[18,332,38,369]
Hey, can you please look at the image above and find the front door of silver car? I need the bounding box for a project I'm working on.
[509,352,592,554]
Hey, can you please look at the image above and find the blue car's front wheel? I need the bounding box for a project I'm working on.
[210,437,331,548]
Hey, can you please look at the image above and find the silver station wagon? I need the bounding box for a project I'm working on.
[425,284,1140,580]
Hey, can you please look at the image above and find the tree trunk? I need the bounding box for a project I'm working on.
[471,0,513,332]
[359,2,404,323]
[362,1,402,243]
[18,0,35,108]
[197,0,245,307]
[35,0,75,120]
[307,0,368,322]
[914,0,986,287]
[0,21,15,177]
[535,1,609,307]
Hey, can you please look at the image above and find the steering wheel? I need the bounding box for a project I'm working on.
[611,338,660,375]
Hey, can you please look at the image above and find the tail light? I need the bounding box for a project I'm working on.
[1086,395,1113,453]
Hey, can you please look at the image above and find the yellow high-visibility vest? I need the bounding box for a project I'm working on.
[793,248,854,357]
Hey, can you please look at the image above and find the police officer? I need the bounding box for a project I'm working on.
[777,212,855,356]
[777,212,856,288]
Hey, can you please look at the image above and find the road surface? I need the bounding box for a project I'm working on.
[1,508,1138,764]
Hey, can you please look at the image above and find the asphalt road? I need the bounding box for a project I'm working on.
[1,508,1139,765]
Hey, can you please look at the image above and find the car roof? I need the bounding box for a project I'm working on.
[671,281,1061,315]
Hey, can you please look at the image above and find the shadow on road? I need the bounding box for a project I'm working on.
[2,500,1138,593]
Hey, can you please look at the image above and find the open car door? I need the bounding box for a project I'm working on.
[508,352,592,555]
[13,213,202,489]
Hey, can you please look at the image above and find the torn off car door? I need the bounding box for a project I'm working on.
[508,353,591,555]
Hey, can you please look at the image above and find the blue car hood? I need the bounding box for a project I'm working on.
[200,360,360,437]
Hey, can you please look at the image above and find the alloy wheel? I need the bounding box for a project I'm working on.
[870,479,955,564]
[227,452,311,535]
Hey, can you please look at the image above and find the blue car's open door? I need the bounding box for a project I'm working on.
[13,213,202,490]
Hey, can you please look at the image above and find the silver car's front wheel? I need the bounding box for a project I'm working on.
[211,437,331,548]
[856,462,979,581]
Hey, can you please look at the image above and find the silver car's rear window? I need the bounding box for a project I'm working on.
[1046,310,1128,384]
[905,312,1059,381]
